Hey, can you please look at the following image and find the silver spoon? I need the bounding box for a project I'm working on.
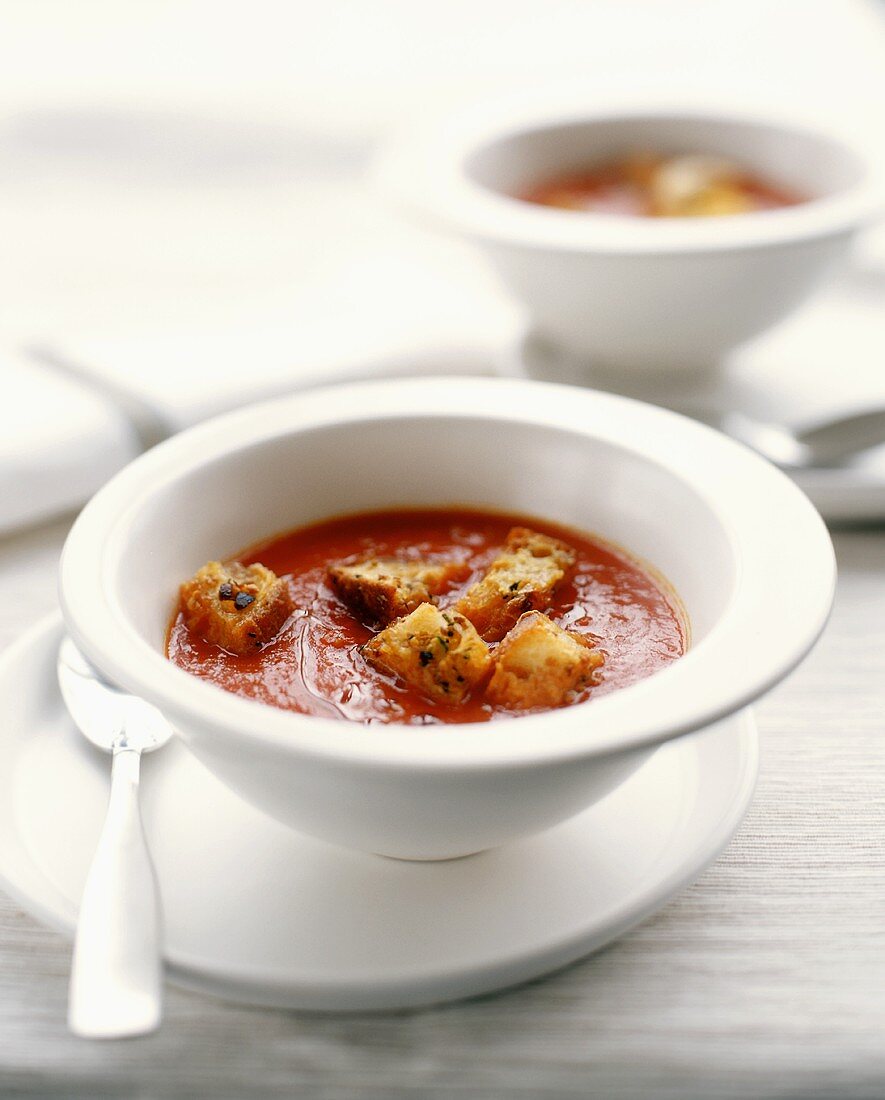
[57,637,173,1039]
[708,407,885,469]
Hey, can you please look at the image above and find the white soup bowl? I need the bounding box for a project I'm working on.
[60,377,834,859]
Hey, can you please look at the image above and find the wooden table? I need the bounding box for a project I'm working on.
[1,516,883,1099]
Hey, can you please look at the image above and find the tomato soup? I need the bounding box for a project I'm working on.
[521,152,803,218]
[168,508,685,726]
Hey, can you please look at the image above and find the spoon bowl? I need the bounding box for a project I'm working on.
[58,637,174,755]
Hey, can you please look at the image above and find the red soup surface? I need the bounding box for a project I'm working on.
[521,153,804,218]
[167,508,686,726]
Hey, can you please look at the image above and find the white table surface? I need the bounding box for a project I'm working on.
[0,514,883,1100]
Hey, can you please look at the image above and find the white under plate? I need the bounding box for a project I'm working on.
[505,326,885,525]
[0,615,758,1012]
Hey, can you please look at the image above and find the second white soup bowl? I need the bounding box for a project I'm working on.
[379,105,881,373]
[60,378,834,859]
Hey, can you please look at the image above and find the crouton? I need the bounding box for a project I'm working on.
[179,560,292,655]
[456,527,576,641]
[328,557,468,626]
[486,611,604,709]
[362,602,491,704]
[649,155,752,217]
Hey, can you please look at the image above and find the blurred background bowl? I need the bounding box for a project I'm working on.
[378,104,882,375]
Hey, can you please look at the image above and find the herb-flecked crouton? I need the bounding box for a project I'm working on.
[456,527,576,641]
[486,611,604,709]
[179,560,292,655]
[362,602,491,704]
[328,557,469,626]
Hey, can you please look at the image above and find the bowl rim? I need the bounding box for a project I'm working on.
[59,376,835,770]
[374,100,884,255]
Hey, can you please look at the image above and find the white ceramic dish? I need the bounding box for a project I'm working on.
[60,376,833,860]
[0,615,758,1012]
[377,103,882,372]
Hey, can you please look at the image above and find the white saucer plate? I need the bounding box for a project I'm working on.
[0,615,758,1012]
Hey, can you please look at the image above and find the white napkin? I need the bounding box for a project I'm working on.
[30,239,516,437]
[2,352,139,533]
[2,230,516,535]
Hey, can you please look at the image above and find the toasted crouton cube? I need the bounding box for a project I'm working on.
[363,602,491,704]
[486,612,604,709]
[328,557,468,626]
[456,527,576,641]
[179,560,292,655]
[650,155,751,217]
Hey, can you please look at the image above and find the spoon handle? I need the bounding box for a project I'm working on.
[796,407,885,465]
[68,745,163,1038]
